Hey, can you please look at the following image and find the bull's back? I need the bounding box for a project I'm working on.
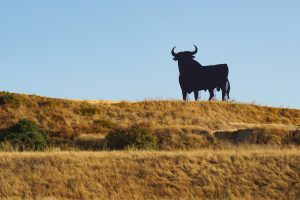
[198,64,229,88]
[205,64,229,77]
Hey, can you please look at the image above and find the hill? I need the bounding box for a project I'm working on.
[0,92,299,150]
[1,92,300,199]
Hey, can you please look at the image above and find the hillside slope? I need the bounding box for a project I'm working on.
[1,92,299,133]
[0,92,299,149]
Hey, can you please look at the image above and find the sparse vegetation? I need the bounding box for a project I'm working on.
[93,118,115,129]
[74,106,102,116]
[106,125,158,150]
[0,92,21,107]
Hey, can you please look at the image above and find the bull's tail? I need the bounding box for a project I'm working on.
[226,79,230,99]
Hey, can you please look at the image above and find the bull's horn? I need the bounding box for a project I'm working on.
[171,46,177,56]
[191,45,198,55]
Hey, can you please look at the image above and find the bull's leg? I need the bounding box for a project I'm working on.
[208,89,214,101]
[182,90,188,101]
[226,80,230,99]
[221,86,226,101]
[194,90,199,101]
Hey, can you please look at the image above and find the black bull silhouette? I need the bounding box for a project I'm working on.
[171,45,230,101]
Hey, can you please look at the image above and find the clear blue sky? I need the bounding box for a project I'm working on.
[1,1,299,108]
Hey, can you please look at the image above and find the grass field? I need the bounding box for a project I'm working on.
[0,92,300,199]
[1,149,300,199]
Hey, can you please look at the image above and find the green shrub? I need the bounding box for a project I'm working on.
[0,92,21,106]
[105,125,158,150]
[0,119,47,151]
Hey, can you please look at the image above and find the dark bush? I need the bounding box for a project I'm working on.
[215,128,283,145]
[0,92,21,106]
[0,119,47,151]
[284,130,300,145]
[105,125,158,150]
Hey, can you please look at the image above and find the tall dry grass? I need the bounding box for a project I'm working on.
[0,149,300,199]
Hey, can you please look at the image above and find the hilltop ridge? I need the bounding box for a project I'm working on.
[1,92,299,131]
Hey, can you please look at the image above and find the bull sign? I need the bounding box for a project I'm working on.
[171,45,230,101]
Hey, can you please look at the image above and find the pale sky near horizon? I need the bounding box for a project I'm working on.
[1,1,300,108]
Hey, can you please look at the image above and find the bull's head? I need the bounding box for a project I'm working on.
[171,45,198,61]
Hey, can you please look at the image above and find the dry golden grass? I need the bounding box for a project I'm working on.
[0,92,299,138]
[0,149,300,199]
